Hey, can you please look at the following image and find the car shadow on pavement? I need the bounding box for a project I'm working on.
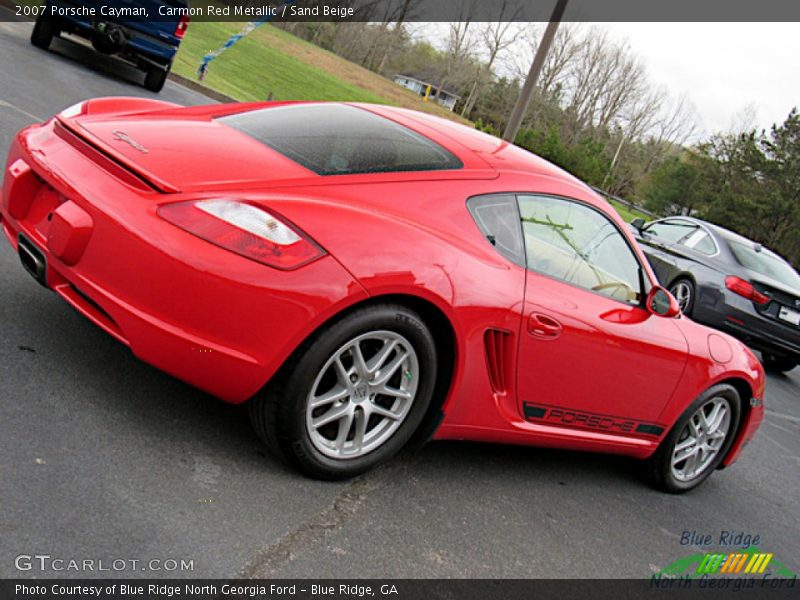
[406,440,647,490]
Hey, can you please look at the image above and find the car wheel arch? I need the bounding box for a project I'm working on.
[667,272,697,291]
[256,292,460,450]
[654,373,752,450]
[668,268,723,303]
[715,376,753,466]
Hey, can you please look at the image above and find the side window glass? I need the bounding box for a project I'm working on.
[683,229,717,255]
[646,220,697,243]
[467,194,525,267]
[518,195,643,305]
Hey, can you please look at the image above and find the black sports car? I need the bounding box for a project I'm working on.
[630,216,800,373]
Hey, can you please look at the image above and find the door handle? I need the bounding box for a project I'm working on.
[527,313,563,339]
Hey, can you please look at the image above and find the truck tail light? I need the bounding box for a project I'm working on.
[158,199,325,270]
[174,14,190,39]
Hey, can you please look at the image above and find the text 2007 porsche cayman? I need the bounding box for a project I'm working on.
[1,98,764,490]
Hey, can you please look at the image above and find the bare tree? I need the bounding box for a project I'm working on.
[374,0,419,74]
[640,94,698,171]
[436,1,479,97]
[513,24,581,99]
[460,2,522,116]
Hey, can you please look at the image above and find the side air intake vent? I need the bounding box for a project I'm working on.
[484,328,512,394]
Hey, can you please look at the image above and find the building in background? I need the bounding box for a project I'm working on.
[394,74,461,111]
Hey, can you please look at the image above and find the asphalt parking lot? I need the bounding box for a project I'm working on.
[1,13,799,580]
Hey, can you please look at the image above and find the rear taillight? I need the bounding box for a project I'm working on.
[174,14,190,39]
[158,199,325,270]
[725,276,769,305]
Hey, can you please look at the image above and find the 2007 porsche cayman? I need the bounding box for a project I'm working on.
[1,99,764,491]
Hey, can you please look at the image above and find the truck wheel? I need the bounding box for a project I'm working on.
[144,65,169,93]
[31,15,56,50]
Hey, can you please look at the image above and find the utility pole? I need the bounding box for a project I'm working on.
[502,0,568,143]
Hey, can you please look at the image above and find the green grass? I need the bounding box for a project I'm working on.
[173,22,387,103]
[171,20,471,123]
[608,198,650,223]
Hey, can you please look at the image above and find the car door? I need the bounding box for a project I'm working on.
[516,194,689,433]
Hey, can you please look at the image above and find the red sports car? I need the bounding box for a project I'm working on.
[1,98,765,491]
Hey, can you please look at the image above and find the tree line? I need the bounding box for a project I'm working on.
[644,110,800,267]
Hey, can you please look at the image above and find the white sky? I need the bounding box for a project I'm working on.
[601,23,800,136]
[414,22,800,138]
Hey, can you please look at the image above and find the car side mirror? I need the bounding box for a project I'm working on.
[631,217,646,232]
[647,286,681,318]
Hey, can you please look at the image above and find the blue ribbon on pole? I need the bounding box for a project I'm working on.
[197,0,296,80]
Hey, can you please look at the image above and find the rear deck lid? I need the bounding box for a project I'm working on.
[64,115,315,192]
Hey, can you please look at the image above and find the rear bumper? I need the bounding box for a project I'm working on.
[2,122,365,403]
[722,319,800,360]
[694,292,800,360]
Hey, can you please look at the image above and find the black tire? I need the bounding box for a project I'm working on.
[644,383,741,493]
[248,303,438,480]
[144,65,169,93]
[31,15,56,50]
[668,277,695,316]
[761,352,797,373]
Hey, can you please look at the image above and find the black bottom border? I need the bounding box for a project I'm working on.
[2,578,798,600]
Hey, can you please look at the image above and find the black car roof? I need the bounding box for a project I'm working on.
[665,216,787,263]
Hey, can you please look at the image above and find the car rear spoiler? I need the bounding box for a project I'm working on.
[54,116,180,194]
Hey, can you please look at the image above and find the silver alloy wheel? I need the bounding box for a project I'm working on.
[670,281,692,312]
[305,330,420,460]
[670,396,732,482]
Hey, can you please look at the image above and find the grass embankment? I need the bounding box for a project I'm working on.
[608,199,651,223]
[173,21,470,124]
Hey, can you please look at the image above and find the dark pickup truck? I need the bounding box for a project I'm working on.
[30,0,190,92]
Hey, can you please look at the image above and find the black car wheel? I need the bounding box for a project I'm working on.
[30,15,56,50]
[248,303,438,479]
[644,383,740,493]
[761,352,797,373]
[669,278,695,316]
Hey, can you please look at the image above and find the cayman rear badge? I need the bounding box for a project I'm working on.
[112,130,149,154]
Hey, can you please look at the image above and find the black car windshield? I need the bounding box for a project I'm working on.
[218,104,463,176]
[728,240,800,288]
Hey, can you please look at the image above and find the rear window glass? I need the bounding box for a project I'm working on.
[218,104,463,176]
[728,240,800,287]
